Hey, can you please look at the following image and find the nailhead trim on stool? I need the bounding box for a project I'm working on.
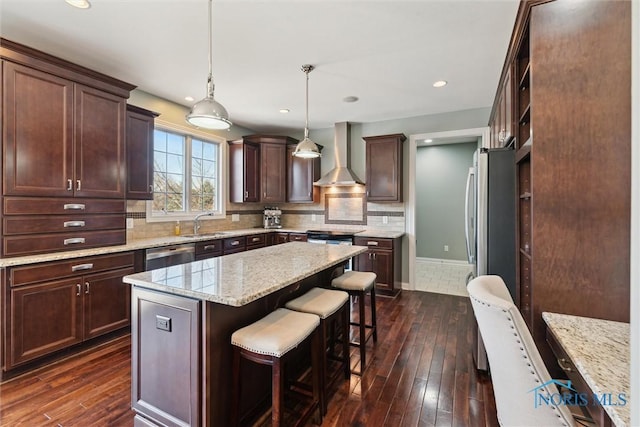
[331,271,378,374]
[230,308,322,426]
[286,288,350,414]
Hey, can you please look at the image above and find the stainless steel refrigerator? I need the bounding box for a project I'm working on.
[465,147,516,371]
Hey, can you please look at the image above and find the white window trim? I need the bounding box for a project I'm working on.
[146,119,227,223]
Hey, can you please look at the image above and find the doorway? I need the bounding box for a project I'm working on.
[406,127,489,294]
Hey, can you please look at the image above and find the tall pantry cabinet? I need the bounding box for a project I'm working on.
[490,0,631,372]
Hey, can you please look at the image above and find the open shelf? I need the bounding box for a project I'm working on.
[516,143,531,163]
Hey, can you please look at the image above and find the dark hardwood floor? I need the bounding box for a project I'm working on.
[0,291,498,426]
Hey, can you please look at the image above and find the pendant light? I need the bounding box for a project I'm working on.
[292,65,321,158]
[186,0,231,130]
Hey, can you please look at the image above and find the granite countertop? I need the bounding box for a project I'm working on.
[123,242,367,307]
[0,227,404,268]
[542,312,630,426]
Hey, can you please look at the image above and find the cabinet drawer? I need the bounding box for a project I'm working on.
[9,252,135,287]
[223,236,246,253]
[4,197,126,215]
[288,233,307,242]
[354,237,392,249]
[3,230,126,258]
[195,240,222,257]
[3,214,125,235]
[246,234,266,248]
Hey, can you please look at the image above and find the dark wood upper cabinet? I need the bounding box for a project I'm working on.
[126,105,159,200]
[260,142,286,203]
[229,135,313,204]
[1,39,134,199]
[2,62,74,197]
[228,139,260,203]
[74,84,126,198]
[489,68,513,148]
[286,143,321,203]
[363,133,406,202]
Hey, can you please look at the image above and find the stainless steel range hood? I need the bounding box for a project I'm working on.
[314,122,364,186]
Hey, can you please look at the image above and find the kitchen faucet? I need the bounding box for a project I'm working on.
[193,212,214,235]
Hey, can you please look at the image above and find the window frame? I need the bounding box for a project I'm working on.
[146,119,227,223]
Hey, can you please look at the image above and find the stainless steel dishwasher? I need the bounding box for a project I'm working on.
[145,243,195,270]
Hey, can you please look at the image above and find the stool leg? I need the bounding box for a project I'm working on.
[319,319,328,415]
[341,301,350,379]
[311,328,323,425]
[272,357,284,427]
[230,347,242,426]
[370,284,378,342]
[358,290,366,370]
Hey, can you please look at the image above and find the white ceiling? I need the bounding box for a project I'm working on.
[0,0,519,134]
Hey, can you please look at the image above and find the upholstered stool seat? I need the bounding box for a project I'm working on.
[231,308,322,427]
[286,288,350,414]
[331,271,378,374]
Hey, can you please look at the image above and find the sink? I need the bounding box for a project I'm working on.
[180,232,227,238]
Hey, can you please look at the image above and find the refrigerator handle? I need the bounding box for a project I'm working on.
[464,166,475,264]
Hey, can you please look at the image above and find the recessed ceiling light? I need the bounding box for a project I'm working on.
[433,80,448,88]
[425,139,433,143]
[279,108,290,114]
[185,96,194,102]
[65,0,91,9]
[342,96,359,103]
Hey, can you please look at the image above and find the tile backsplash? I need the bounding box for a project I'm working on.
[126,187,405,240]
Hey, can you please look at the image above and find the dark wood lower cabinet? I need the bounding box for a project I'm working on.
[83,267,133,339]
[2,252,134,374]
[353,236,402,296]
[9,278,83,368]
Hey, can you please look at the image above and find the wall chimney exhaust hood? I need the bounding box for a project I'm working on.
[314,122,364,186]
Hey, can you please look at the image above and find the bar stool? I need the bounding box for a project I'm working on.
[230,308,322,427]
[331,271,378,374]
[285,287,350,414]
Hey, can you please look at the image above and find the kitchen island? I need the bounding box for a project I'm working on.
[123,242,367,427]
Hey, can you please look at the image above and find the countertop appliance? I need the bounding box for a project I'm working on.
[263,207,282,229]
[465,146,516,371]
[145,243,195,270]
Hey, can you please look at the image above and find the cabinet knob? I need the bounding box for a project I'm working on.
[67,179,73,191]
[76,284,81,296]
[76,180,82,191]
[149,185,153,193]
[85,282,90,294]
[244,191,249,199]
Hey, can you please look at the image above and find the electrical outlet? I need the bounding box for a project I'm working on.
[311,214,316,222]
[444,245,449,252]
[126,218,134,229]
[382,216,389,224]
[231,214,240,222]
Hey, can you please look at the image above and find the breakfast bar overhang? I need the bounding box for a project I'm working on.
[123,242,367,427]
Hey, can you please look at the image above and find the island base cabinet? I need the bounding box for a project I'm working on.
[132,287,201,427]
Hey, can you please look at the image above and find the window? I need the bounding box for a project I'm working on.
[147,124,225,221]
